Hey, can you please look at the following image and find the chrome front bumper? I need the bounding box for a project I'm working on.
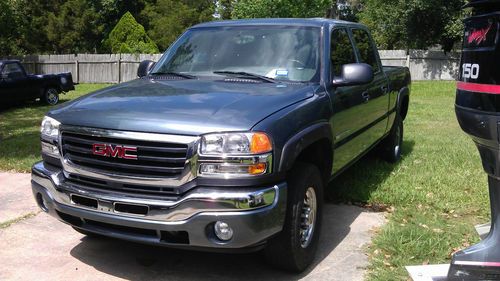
[31,161,287,250]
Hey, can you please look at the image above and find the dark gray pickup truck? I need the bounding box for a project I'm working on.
[32,18,410,272]
[0,60,74,105]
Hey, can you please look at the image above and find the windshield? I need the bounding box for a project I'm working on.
[151,26,321,82]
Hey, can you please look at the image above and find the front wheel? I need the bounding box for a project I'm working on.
[264,162,324,272]
[43,87,60,105]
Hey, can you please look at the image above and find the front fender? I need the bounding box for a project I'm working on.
[278,122,332,173]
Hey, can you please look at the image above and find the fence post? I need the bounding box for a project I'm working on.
[406,54,411,68]
[117,54,122,83]
[74,58,79,84]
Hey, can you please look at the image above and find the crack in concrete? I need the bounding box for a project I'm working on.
[0,211,40,229]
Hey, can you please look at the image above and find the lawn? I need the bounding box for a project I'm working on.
[0,84,110,172]
[329,81,489,280]
[0,81,489,280]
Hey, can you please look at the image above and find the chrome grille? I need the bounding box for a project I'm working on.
[61,131,188,178]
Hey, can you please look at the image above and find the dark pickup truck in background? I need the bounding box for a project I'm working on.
[31,19,410,272]
[0,60,75,105]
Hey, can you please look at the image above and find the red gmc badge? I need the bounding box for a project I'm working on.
[92,144,138,160]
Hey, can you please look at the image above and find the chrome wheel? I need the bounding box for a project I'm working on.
[300,187,317,248]
[46,88,59,105]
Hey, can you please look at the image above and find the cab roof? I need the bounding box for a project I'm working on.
[191,18,366,29]
[0,60,20,66]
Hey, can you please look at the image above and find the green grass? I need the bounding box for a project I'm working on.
[327,81,489,280]
[0,81,488,280]
[0,84,110,172]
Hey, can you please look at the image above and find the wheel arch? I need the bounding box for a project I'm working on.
[397,86,410,120]
[279,122,333,184]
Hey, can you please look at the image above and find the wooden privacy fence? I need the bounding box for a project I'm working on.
[2,50,461,83]
[379,50,460,81]
[1,54,162,84]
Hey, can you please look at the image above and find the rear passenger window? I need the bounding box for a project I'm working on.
[330,28,357,78]
[352,29,380,73]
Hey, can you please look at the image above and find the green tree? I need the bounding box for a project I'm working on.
[105,11,158,54]
[0,0,21,55]
[232,0,332,18]
[142,0,215,51]
[10,0,66,54]
[359,0,466,52]
[218,0,235,19]
[46,0,104,53]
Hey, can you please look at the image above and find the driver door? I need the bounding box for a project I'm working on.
[328,27,372,173]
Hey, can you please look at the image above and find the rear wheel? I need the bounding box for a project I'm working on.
[264,162,323,272]
[379,115,403,163]
[43,87,59,105]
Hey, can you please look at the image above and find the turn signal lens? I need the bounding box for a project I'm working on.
[248,163,267,175]
[250,133,272,154]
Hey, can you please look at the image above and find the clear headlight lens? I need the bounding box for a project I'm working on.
[40,116,60,158]
[200,132,272,155]
[199,132,272,177]
[41,116,60,140]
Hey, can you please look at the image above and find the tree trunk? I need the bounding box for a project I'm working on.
[325,0,338,19]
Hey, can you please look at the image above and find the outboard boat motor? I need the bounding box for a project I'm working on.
[449,0,500,279]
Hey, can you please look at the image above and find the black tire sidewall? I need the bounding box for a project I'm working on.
[265,162,324,272]
[382,115,403,163]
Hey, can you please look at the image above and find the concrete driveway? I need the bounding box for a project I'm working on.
[0,172,385,281]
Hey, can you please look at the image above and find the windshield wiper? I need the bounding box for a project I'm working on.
[213,71,278,83]
[149,71,197,79]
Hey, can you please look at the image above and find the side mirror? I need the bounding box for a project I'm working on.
[137,60,156,78]
[332,63,374,87]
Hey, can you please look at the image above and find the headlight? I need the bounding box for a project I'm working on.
[199,132,272,177]
[41,116,60,140]
[200,132,272,155]
[40,116,60,158]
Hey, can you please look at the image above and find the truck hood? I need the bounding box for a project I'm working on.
[48,78,315,135]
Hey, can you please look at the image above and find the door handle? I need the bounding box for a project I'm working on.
[361,92,370,103]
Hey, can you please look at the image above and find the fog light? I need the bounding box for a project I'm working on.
[214,221,233,241]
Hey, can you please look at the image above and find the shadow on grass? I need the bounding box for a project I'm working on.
[326,140,416,204]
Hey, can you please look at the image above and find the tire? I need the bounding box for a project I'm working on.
[43,87,60,105]
[264,162,324,272]
[379,114,403,163]
[72,226,101,238]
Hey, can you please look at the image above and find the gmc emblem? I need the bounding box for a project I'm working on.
[92,144,138,160]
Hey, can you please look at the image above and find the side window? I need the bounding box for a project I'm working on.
[1,63,25,79]
[352,29,380,73]
[330,28,357,78]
